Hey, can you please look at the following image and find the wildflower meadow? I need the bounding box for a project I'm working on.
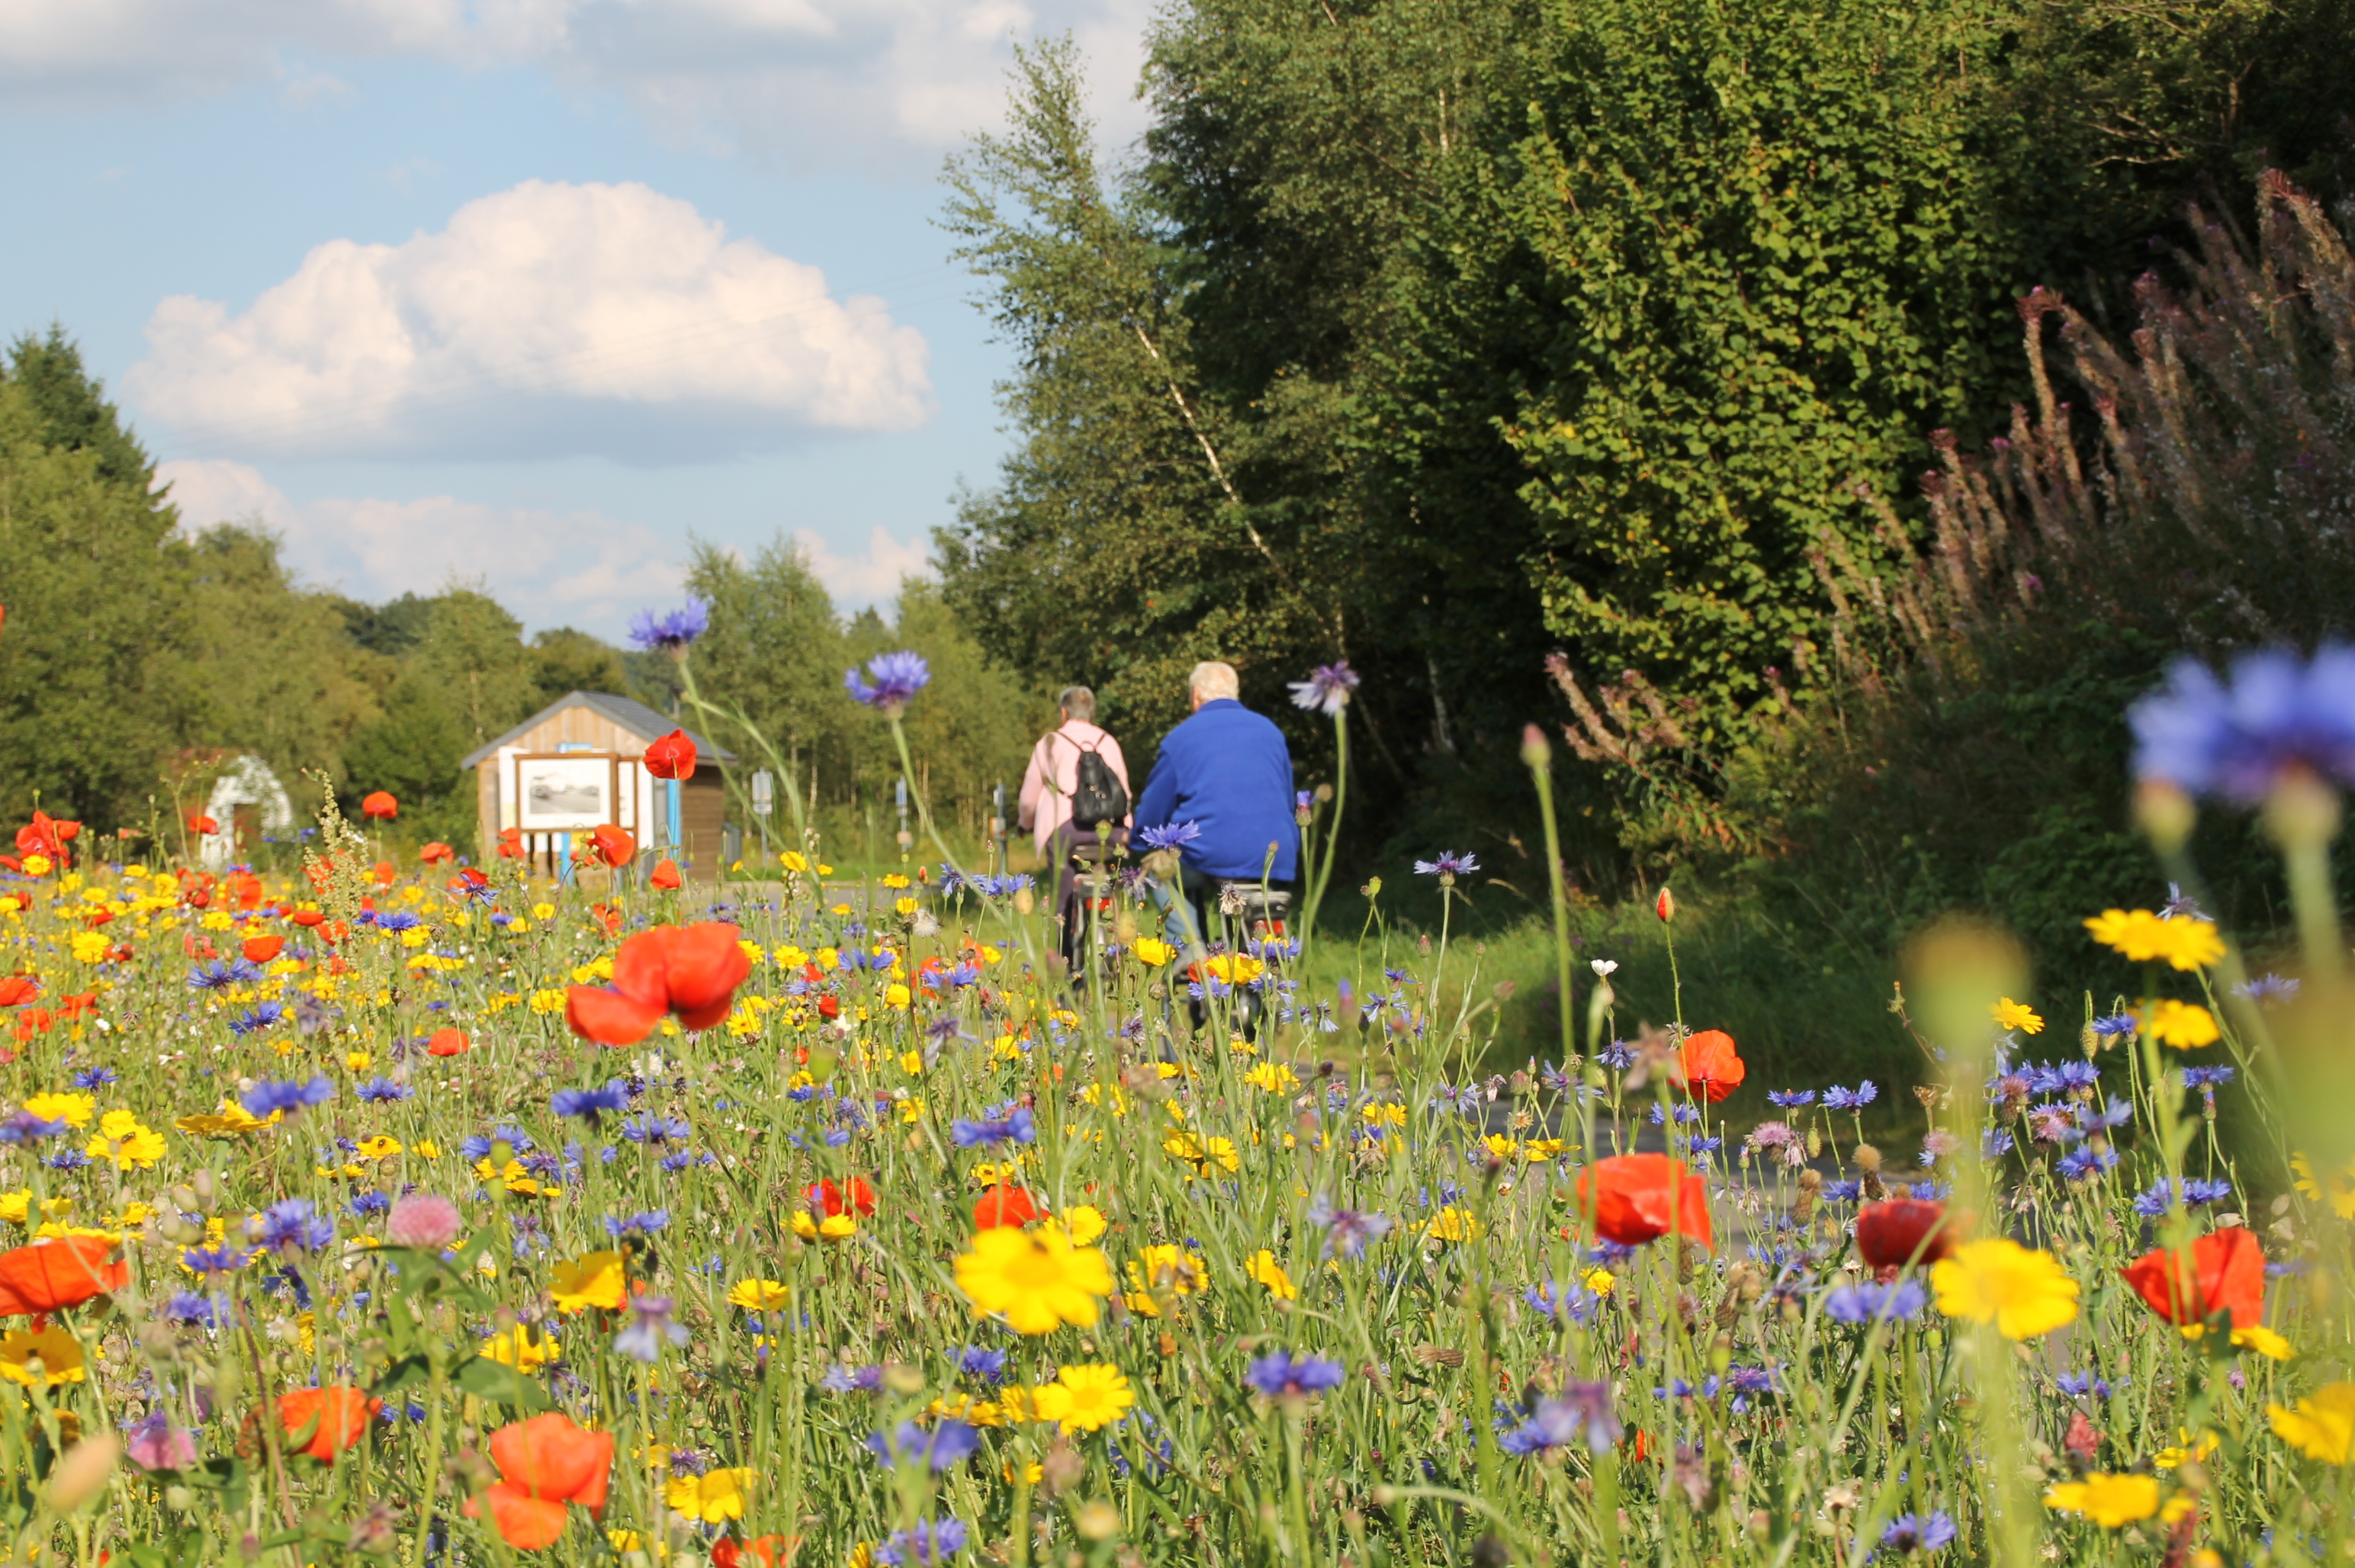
[0,633,2350,1568]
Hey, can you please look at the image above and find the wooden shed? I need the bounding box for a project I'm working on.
[460,691,737,882]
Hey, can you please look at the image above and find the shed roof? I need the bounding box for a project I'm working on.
[458,690,738,771]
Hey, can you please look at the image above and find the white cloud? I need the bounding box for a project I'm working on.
[0,0,1155,169]
[125,180,933,464]
[157,456,683,630]
[794,524,931,607]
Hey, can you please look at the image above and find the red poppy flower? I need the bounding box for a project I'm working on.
[817,995,840,1020]
[56,992,98,1021]
[464,1412,615,1550]
[644,729,697,782]
[1573,1152,1714,1250]
[973,1185,1041,1230]
[0,975,37,1007]
[2122,1225,2267,1328]
[650,858,683,890]
[188,813,220,835]
[713,1537,795,1568]
[419,841,455,866]
[289,909,325,929]
[496,826,525,860]
[360,792,399,820]
[451,868,490,898]
[371,861,396,887]
[1670,1030,1746,1103]
[243,934,286,966]
[15,811,78,860]
[82,908,114,928]
[0,1235,127,1319]
[427,1028,471,1058]
[587,825,635,869]
[805,1177,878,1219]
[1855,1199,1955,1271]
[275,1386,383,1461]
[566,922,753,1046]
[11,1008,51,1043]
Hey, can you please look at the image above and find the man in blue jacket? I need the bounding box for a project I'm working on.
[1133,660,1299,953]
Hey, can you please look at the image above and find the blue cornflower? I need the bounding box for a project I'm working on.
[182,1245,252,1280]
[2181,1065,2238,1090]
[1304,1195,1391,1259]
[1983,1128,2016,1158]
[43,1149,90,1171]
[867,1419,980,1471]
[1878,1512,1958,1555]
[1523,1279,1600,1324]
[1412,851,1480,879]
[2057,1147,2118,1181]
[2056,1371,2122,1399]
[459,1126,535,1162]
[957,1347,1007,1383]
[1498,1383,1621,1457]
[228,1002,285,1036]
[622,1113,692,1145]
[2091,1013,2139,1040]
[629,599,710,654]
[1765,1089,1817,1107]
[241,1077,334,1120]
[1288,662,1360,718]
[188,959,262,991]
[349,1191,391,1217]
[1823,1280,1929,1325]
[1136,821,1202,853]
[1819,1180,1862,1203]
[1597,1039,1636,1070]
[356,1078,411,1104]
[1647,1102,1701,1126]
[844,651,931,712]
[2131,643,2355,802]
[612,1294,689,1362]
[2235,974,2301,1005]
[874,1517,969,1566]
[2081,1097,2135,1132]
[69,1068,117,1090]
[821,1364,885,1394]
[1242,1349,1346,1398]
[2184,1177,2234,1205]
[1822,1081,1878,1111]
[949,1105,1036,1149]
[2027,1061,2100,1094]
[162,1290,219,1326]
[0,1111,64,1149]
[258,1199,336,1253]
[606,1210,671,1238]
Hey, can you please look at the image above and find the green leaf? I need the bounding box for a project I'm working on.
[455,1354,555,1411]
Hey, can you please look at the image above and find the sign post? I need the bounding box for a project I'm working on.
[750,768,774,866]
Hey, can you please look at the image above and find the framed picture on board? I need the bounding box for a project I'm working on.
[515,753,620,832]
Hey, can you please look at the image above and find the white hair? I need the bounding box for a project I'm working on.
[1189,661,1240,702]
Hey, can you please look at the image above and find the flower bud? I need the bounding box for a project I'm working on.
[2263,764,2342,851]
[45,1432,119,1515]
[1655,887,1676,922]
[1520,724,1552,769]
[2134,778,2197,853]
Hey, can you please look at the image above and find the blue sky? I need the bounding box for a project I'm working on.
[0,2,1152,635]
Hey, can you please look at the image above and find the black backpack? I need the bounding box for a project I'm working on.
[1066,736,1129,833]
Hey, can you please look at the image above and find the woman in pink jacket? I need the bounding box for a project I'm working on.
[1017,686,1132,982]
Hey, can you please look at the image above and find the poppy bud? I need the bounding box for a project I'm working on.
[44,1432,119,1515]
[1520,724,1551,769]
[1655,888,1676,922]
